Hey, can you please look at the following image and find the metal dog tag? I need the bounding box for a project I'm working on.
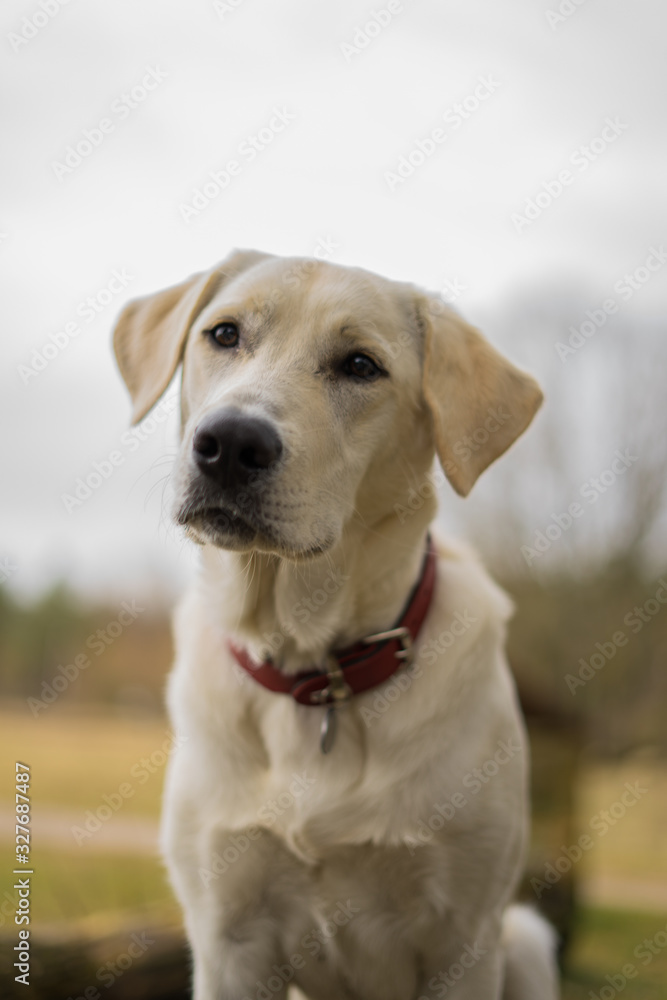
[320,706,337,754]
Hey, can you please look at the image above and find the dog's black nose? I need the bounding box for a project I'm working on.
[192,409,283,488]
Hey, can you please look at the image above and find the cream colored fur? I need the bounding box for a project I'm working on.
[113,250,557,1000]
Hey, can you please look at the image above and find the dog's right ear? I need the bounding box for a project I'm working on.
[113,249,268,424]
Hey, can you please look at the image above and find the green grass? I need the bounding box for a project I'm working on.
[1,845,180,932]
[563,908,667,999]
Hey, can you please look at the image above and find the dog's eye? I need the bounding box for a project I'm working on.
[206,322,239,348]
[343,353,383,381]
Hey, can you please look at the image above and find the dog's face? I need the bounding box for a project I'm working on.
[113,250,543,559]
[175,254,428,557]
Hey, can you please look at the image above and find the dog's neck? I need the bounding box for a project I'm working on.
[197,503,436,674]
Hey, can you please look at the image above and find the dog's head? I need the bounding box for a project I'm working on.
[113,250,542,558]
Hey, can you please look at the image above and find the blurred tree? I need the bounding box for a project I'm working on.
[456,289,667,754]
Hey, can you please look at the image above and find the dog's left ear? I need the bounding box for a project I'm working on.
[417,295,543,497]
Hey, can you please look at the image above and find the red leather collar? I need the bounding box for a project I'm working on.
[228,536,437,708]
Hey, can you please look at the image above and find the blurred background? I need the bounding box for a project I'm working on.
[1,0,666,996]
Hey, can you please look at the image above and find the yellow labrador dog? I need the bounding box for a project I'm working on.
[113,250,559,1000]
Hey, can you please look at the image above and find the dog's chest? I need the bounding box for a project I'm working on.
[194,692,482,993]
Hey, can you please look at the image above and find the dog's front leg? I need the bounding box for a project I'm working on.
[179,865,293,1000]
[187,914,290,1000]
[165,817,306,1000]
[419,937,504,1000]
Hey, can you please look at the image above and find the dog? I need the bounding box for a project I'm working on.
[113,249,559,1000]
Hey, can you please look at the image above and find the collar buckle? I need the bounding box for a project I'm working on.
[309,655,353,706]
[362,625,414,668]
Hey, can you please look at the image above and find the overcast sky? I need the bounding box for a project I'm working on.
[1,0,665,601]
